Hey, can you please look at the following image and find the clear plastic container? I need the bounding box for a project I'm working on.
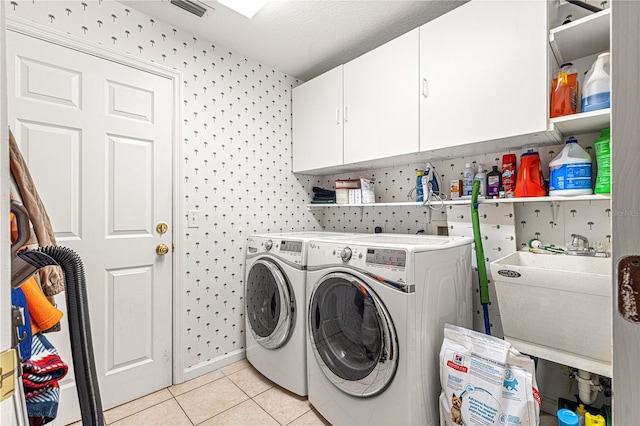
[474,165,487,196]
[582,52,610,113]
[549,137,593,196]
[462,163,475,197]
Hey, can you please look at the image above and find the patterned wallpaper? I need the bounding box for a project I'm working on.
[315,130,612,336]
[8,2,612,410]
[7,0,321,377]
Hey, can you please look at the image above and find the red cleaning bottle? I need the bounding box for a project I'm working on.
[501,154,517,197]
[514,150,546,197]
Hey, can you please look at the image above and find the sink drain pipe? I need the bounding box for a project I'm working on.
[471,180,491,335]
[36,246,105,426]
[576,369,601,405]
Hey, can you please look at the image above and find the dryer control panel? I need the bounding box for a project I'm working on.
[366,248,406,268]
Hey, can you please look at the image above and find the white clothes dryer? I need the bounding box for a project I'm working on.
[305,234,473,425]
[244,232,364,396]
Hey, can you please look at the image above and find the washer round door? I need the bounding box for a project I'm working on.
[308,272,398,397]
[245,259,295,349]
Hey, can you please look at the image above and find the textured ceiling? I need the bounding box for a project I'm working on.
[119,0,467,81]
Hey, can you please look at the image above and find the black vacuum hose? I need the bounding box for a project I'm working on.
[37,246,105,426]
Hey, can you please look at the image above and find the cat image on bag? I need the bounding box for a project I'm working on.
[451,393,463,425]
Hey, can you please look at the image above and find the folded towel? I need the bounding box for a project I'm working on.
[313,186,336,196]
[23,332,68,425]
[21,277,63,335]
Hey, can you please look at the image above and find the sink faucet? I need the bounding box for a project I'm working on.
[568,234,590,252]
[566,234,609,257]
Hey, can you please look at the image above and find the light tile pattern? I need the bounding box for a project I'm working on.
[80,359,329,425]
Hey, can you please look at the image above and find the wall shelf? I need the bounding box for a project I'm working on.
[550,8,610,64]
[551,108,610,136]
[307,194,610,210]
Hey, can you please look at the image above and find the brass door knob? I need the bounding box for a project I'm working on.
[156,222,169,234]
[156,244,170,256]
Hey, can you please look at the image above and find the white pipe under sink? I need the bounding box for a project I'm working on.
[576,369,601,405]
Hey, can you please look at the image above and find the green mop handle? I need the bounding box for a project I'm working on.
[471,180,490,306]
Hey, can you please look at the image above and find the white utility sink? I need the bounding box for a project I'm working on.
[490,250,612,377]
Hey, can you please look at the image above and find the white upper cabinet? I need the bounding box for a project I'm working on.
[343,29,420,165]
[419,0,551,152]
[292,65,344,173]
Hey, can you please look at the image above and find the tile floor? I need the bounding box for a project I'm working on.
[68,358,560,425]
[69,359,330,426]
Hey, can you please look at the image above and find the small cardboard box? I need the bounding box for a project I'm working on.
[336,188,349,204]
[335,179,361,189]
[450,179,462,199]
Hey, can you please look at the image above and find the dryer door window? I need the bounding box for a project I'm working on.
[308,272,398,397]
[246,259,295,349]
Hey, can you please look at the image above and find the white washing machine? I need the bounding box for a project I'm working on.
[244,231,365,396]
[305,234,473,425]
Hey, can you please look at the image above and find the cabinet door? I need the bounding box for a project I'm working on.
[420,1,548,151]
[343,29,419,165]
[292,66,344,173]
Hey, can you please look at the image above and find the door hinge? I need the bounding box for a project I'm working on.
[0,348,18,402]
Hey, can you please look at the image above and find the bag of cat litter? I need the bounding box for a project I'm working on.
[439,324,540,426]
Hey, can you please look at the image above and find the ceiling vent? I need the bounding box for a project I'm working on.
[170,0,208,17]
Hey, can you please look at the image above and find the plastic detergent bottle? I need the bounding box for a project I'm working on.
[474,165,487,196]
[514,150,546,197]
[582,52,610,113]
[558,408,579,426]
[575,404,587,426]
[487,165,502,197]
[551,62,579,118]
[549,137,593,196]
[416,170,424,202]
[585,413,606,426]
[462,163,475,197]
[594,128,611,194]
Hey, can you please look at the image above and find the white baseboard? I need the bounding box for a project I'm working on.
[178,349,246,383]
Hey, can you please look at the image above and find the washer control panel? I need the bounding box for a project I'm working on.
[340,247,352,262]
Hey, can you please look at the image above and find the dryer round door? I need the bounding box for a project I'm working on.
[308,272,398,397]
[245,259,295,349]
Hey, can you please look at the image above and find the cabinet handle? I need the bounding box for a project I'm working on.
[344,106,349,123]
[336,108,341,124]
[422,78,429,98]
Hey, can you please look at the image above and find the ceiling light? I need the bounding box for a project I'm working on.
[218,0,268,18]
[170,0,208,17]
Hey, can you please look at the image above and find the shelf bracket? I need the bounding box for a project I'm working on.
[550,201,561,226]
[549,35,564,66]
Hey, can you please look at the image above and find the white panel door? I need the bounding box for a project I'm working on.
[612,1,640,423]
[7,31,173,423]
[420,0,548,151]
[292,65,344,173]
[343,29,419,164]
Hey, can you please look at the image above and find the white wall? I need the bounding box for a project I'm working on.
[7,0,322,379]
